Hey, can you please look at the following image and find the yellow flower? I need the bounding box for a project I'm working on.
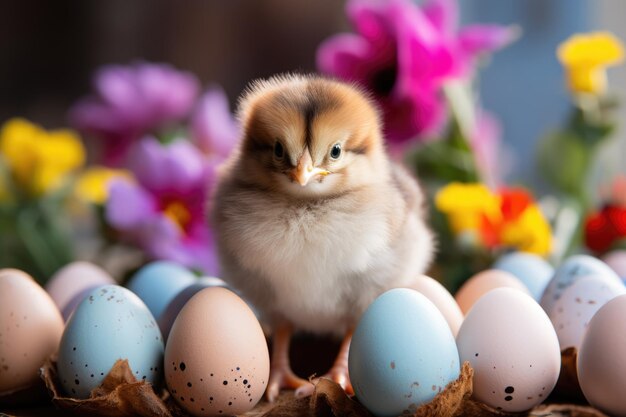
[500,204,552,256]
[75,166,134,205]
[557,32,624,95]
[0,118,85,196]
[435,182,501,234]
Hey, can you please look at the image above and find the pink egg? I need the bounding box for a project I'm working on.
[455,269,530,314]
[602,250,626,280]
[45,261,115,320]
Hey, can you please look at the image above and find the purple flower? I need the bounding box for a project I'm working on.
[317,0,514,147]
[106,137,218,275]
[190,86,240,162]
[70,62,200,166]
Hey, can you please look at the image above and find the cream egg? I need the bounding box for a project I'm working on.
[0,269,64,393]
[165,287,269,416]
[578,294,626,416]
[454,269,530,315]
[456,288,561,412]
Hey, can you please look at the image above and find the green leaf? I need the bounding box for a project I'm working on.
[537,131,590,197]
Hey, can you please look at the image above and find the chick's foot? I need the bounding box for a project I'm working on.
[266,323,312,402]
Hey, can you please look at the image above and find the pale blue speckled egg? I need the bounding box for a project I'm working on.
[540,254,623,314]
[349,288,460,417]
[126,261,197,320]
[57,285,164,398]
[493,252,554,300]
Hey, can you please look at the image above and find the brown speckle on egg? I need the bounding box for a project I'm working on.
[390,361,395,370]
[505,386,514,393]
[504,396,513,401]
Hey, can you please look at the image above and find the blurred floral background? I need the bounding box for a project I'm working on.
[1,0,625,291]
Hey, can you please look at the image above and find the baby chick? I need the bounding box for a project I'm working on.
[211,74,434,401]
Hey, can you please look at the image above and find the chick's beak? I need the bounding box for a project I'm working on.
[290,150,329,186]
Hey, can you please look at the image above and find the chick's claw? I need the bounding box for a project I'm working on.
[266,367,312,402]
[294,366,353,399]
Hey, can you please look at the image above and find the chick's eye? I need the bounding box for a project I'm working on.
[330,144,342,159]
[274,141,284,159]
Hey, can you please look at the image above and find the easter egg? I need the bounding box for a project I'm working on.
[578,294,626,416]
[493,252,554,300]
[127,261,197,320]
[165,287,269,416]
[158,277,227,340]
[540,255,621,313]
[602,250,626,280]
[456,288,561,412]
[57,285,164,398]
[406,275,463,336]
[45,261,116,320]
[549,276,626,351]
[455,269,530,315]
[0,269,64,393]
[349,288,460,417]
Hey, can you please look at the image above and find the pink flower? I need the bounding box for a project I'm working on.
[70,62,200,166]
[190,85,240,162]
[471,110,503,188]
[105,137,218,274]
[317,0,513,147]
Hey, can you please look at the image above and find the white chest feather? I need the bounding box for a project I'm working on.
[222,191,393,328]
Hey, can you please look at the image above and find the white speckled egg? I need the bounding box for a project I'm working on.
[349,289,460,417]
[540,254,621,313]
[406,275,464,336]
[455,269,530,315]
[456,288,561,412]
[164,287,269,417]
[493,252,554,300]
[578,294,626,416]
[0,269,64,393]
[45,261,116,320]
[549,276,626,351]
[57,285,164,398]
[127,261,197,320]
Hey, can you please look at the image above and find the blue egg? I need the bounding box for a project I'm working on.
[349,288,460,417]
[126,261,196,320]
[158,277,227,341]
[540,254,623,313]
[57,285,164,398]
[493,252,554,300]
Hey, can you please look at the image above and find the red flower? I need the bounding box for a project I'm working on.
[585,205,626,253]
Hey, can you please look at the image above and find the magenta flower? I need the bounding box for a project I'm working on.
[105,137,218,275]
[317,0,514,146]
[190,86,240,162]
[70,62,200,166]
